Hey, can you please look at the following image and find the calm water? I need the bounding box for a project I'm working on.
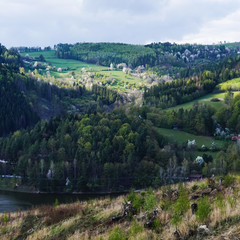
[0,191,114,213]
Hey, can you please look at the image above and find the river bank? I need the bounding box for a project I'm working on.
[0,177,129,195]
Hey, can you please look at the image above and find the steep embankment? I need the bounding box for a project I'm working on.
[1,175,240,240]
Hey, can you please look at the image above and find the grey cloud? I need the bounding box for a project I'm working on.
[1,0,240,47]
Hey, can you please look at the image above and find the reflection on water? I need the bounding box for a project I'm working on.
[0,194,32,212]
[0,191,115,213]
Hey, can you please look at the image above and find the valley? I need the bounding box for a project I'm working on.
[0,42,239,193]
[1,41,240,239]
[3,0,240,238]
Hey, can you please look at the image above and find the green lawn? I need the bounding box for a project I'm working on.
[157,127,224,148]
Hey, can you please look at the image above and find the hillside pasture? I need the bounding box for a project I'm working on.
[21,51,145,93]
[166,91,240,111]
[217,77,240,91]
[21,50,107,71]
[157,127,224,148]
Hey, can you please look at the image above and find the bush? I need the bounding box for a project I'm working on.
[144,188,157,211]
[211,98,220,102]
[227,195,237,208]
[161,198,172,211]
[199,182,208,190]
[127,190,144,213]
[223,175,235,187]
[1,226,7,234]
[196,196,211,223]
[2,213,9,224]
[109,227,126,240]
[191,184,198,192]
[129,220,143,237]
[215,193,226,213]
[171,184,190,228]
[54,198,59,207]
[153,218,162,233]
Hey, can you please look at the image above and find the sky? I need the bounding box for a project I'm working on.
[1,0,240,48]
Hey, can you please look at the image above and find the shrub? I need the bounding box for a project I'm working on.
[153,218,162,233]
[196,196,211,223]
[223,175,235,187]
[127,190,144,213]
[161,198,172,211]
[211,98,220,102]
[215,193,226,214]
[199,182,208,190]
[129,220,143,237]
[109,227,126,240]
[191,184,198,192]
[171,184,190,228]
[54,198,59,207]
[2,213,9,224]
[227,195,237,208]
[144,188,157,211]
[1,226,7,234]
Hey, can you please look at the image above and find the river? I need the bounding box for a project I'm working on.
[0,190,115,213]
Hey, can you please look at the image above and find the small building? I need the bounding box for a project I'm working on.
[231,136,240,141]
[172,124,178,130]
[189,174,203,181]
[0,160,8,164]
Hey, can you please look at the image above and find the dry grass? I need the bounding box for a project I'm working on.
[2,177,240,240]
[40,201,85,225]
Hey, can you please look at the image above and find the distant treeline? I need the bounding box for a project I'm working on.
[55,42,240,77]
[146,42,238,57]
[13,46,52,53]
[55,43,158,68]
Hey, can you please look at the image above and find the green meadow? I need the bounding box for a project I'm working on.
[166,91,240,111]
[21,50,106,71]
[157,127,224,148]
[21,51,144,93]
[217,77,240,91]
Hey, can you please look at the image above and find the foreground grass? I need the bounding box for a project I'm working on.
[2,175,240,239]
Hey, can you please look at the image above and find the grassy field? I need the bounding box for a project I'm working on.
[217,77,240,91]
[157,127,224,148]
[166,92,240,111]
[21,51,144,93]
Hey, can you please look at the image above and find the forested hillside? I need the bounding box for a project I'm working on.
[1,42,240,193]
[55,43,157,68]
[0,45,39,136]
[144,55,240,108]
[55,42,240,78]
[0,111,169,192]
[0,45,124,136]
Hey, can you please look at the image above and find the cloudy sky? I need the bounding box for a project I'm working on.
[1,0,240,47]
